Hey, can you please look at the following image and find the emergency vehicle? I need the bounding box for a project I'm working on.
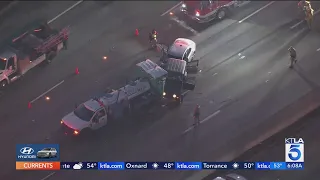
[180,0,250,23]
[0,21,69,89]
[60,60,196,136]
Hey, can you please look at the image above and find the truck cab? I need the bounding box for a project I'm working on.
[0,51,19,88]
[11,32,45,61]
[61,99,109,135]
[162,58,195,104]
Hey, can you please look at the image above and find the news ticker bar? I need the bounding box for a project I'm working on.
[16,162,304,170]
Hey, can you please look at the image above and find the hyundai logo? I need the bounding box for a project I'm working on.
[20,147,34,155]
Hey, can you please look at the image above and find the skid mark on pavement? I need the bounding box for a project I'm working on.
[170,16,199,35]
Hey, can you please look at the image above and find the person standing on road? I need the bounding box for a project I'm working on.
[288,46,297,68]
[193,104,200,126]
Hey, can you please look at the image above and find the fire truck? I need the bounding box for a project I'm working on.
[0,21,69,89]
[180,0,250,23]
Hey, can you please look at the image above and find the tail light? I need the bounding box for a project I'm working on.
[195,10,200,17]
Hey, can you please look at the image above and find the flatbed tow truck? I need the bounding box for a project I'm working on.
[0,21,69,89]
[61,59,195,136]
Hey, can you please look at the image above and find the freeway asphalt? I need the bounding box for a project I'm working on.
[1,1,320,180]
[203,106,320,180]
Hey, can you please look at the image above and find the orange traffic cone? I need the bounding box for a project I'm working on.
[28,102,32,109]
[135,29,139,36]
[75,67,79,74]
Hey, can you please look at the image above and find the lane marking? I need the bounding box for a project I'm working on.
[182,110,221,134]
[161,1,182,16]
[40,172,56,180]
[30,80,65,103]
[238,1,275,23]
[170,16,199,35]
[290,9,320,29]
[317,48,320,51]
[48,1,84,24]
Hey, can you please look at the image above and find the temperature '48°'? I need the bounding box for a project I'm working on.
[163,162,175,169]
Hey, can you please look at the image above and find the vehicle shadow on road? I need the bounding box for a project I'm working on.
[293,64,320,91]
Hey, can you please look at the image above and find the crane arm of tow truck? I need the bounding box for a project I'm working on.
[35,26,70,54]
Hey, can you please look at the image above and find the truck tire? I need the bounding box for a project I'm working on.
[217,8,228,20]
[0,80,8,89]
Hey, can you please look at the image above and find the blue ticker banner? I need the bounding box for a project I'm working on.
[16,144,60,162]
[58,162,304,170]
[255,162,304,170]
[286,162,304,170]
[61,162,98,170]
[270,162,286,170]
[98,162,125,170]
[175,162,202,170]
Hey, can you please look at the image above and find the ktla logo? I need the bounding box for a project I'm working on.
[18,147,36,159]
[285,138,304,162]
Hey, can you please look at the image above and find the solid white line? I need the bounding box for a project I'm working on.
[239,1,275,23]
[30,80,65,103]
[290,9,320,29]
[182,110,221,134]
[40,172,56,180]
[161,1,183,16]
[48,1,84,24]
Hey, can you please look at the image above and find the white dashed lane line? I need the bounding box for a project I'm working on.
[161,1,182,16]
[29,80,64,104]
[238,1,275,23]
[40,172,56,180]
[47,1,83,24]
[290,9,320,29]
[182,110,221,134]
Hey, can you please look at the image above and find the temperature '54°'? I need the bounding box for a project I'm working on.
[87,162,97,169]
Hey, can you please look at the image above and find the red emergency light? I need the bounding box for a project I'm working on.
[195,10,200,17]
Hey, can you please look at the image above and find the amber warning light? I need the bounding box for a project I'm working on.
[16,162,60,170]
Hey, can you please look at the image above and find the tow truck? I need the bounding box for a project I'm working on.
[180,0,251,23]
[60,59,195,136]
[0,21,69,89]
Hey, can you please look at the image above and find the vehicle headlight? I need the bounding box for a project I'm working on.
[60,120,63,124]
[173,94,177,98]
[163,92,166,96]
[73,130,79,135]
[195,11,200,17]
[182,3,186,8]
